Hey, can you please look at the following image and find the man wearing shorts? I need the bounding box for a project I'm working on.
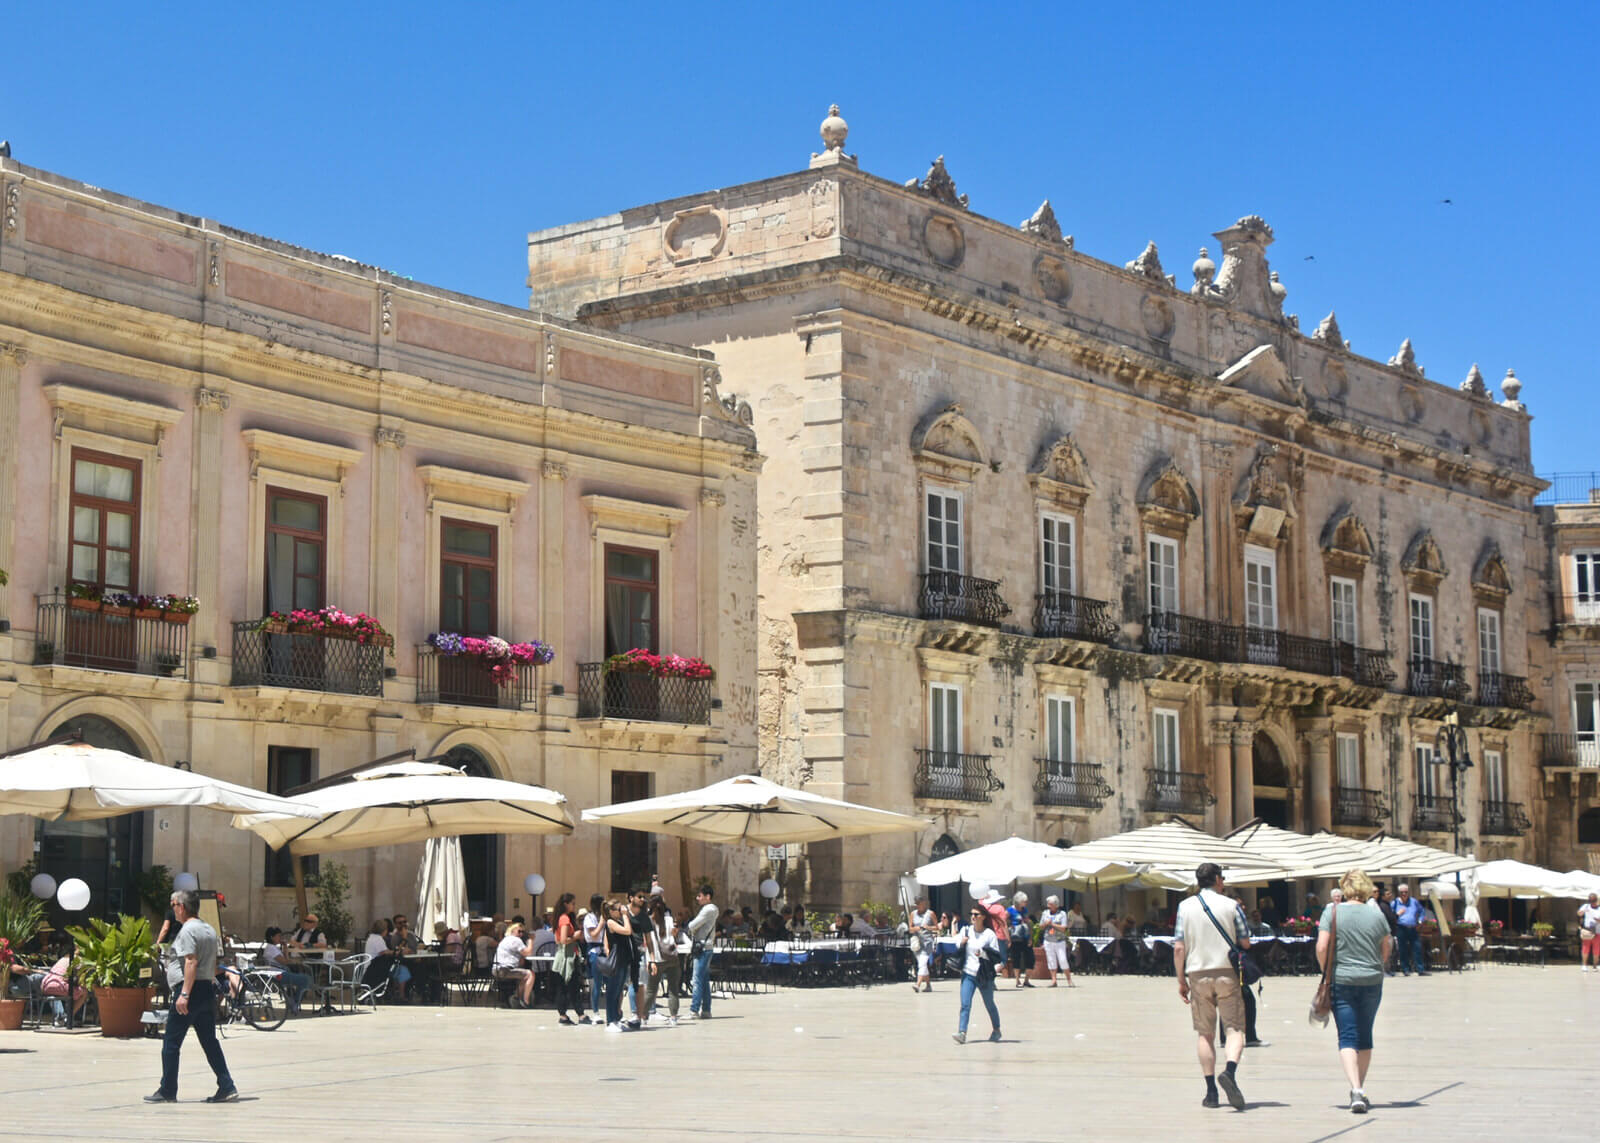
[1040,895,1074,987]
[1172,863,1250,1110]
[1580,893,1600,973]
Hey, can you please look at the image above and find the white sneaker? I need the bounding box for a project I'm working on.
[667,1015,679,1027]
[606,1022,622,1033]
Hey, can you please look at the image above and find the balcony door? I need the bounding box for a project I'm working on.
[604,546,658,656]
[1483,749,1505,804]
[1147,536,1178,615]
[609,770,655,893]
[1409,594,1434,662]
[1414,743,1438,799]
[1040,514,1074,596]
[1575,552,1600,621]
[1477,608,1501,676]
[926,490,963,577]
[927,684,963,794]
[440,520,499,705]
[1244,545,1279,665]
[1044,695,1076,801]
[1335,733,1361,790]
[1576,682,1600,765]
[1330,577,1358,646]
[67,450,141,671]
[264,489,327,686]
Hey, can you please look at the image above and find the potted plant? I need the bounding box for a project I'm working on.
[1532,922,1554,939]
[130,594,163,620]
[0,893,45,1031]
[65,914,157,1037]
[67,582,102,612]
[100,592,133,618]
[1287,915,1316,936]
[1487,919,1504,936]
[159,595,199,625]
[155,650,182,677]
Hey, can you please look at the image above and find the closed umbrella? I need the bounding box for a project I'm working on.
[1065,818,1292,886]
[233,760,574,854]
[580,773,927,845]
[0,739,318,820]
[416,837,469,936]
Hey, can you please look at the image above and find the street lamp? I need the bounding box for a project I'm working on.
[1430,710,1473,856]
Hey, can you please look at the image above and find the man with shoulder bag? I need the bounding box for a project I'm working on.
[1172,863,1250,1111]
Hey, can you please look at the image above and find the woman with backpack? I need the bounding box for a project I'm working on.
[950,907,1002,1045]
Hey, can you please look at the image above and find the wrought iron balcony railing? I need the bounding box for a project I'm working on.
[34,592,188,677]
[576,662,712,724]
[1032,592,1118,643]
[1144,611,1396,687]
[1140,768,1215,815]
[1033,759,1112,809]
[1534,472,1600,506]
[1142,610,1218,658]
[1411,794,1462,833]
[913,749,1001,803]
[1481,800,1532,837]
[1477,671,1534,710]
[416,646,537,710]
[231,621,384,696]
[918,571,1011,627]
[1406,657,1470,701]
[1540,733,1600,768]
[1332,786,1388,828]
[1334,643,1399,689]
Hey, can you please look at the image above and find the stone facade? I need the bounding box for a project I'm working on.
[1538,486,1600,873]
[529,109,1549,910]
[0,155,759,937]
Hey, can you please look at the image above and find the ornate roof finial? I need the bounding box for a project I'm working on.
[1388,338,1421,376]
[1500,368,1524,410]
[819,104,849,152]
[1311,311,1344,349]
[906,156,969,210]
[1269,270,1287,305]
[1126,241,1166,281]
[1190,246,1216,294]
[1021,200,1065,244]
[1460,363,1488,397]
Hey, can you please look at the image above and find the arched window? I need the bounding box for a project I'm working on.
[40,714,146,919]
[442,746,502,915]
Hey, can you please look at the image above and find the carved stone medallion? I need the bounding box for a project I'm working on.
[923,215,966,268]
[1034,255,1071,304]
[1322,357,1349,400]
[1141,294,1175,342]
[662,205,728,265]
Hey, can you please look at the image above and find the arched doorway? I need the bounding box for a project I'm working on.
[38,715,148,922]
[927,833,961,919]
[442,745,502,916]
[1251,732,1292,920]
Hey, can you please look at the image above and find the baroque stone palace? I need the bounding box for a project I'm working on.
[0,153,759,933]
[530,106,1563,909]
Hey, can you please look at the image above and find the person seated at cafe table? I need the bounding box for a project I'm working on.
[434,921,465,967]
[364,919,410,1002]
[758,910,788,942]
[389,915,421,955]
[1065,901,1089,936]
[261,928,314,1015]
[493,921,537,1009]
[288,914,330,959]
[1100,911,1121,939]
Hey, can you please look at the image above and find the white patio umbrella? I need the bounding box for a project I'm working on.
[233,761,575,854]
[1225,820,1382,880]
[0,739,318,820]
[913,835,1185,890]
[579,773,927,845]
[1355,831,1479,880]
[1065,819,1293,886]
[416,836,469,936]
[1557,869,1600,899]
[1454,858,1570,899]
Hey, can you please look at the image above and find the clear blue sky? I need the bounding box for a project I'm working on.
[8,3,1596,472]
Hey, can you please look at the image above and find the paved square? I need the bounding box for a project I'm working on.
[2,966,1592,1141]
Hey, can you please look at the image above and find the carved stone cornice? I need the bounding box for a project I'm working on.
[698,487,727,507]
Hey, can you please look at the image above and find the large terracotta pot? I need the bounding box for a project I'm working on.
[94,986,151,1038]
[1028,945,1052,980]
[0,998,23,1031]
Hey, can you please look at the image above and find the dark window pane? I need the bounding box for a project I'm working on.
[606,549,656,583]
[443,523,493,558]
[265,748,318,887]
[270,496,323,531]
[467,566,493,598]
[467,600,491,635]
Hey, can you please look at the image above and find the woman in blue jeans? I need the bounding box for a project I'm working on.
[600,899,634,1029]
[949,907,1002,1044]
[1317,870,1393,1115]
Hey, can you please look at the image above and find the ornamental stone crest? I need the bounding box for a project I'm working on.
[1021,200,1067,245]
[1311,311,1346,351]
[906,156,969,210]
[1125,241,1167,283]
[1388,338,1422,376]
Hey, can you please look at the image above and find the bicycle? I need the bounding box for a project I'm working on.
[216,967,289,1032]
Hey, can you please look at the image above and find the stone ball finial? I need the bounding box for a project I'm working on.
[1192,246,1216,284]
[1269,270,1287,304]
[1501,367,1523,408]
[820,104,849,152]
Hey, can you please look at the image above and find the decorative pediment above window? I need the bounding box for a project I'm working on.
[1216,344,1306,407]
[1232,445,1296,542]
[1320,507,1373,575]
[1401,530,1449,592]
[1472,541,1513,605]
[911,402,988,481]
[581,494,689,540]
[1137,457,1200,535]
[241,428,364,492]
[44,383,184,450]
[417,465,530,516]
[1029,434,1093,510]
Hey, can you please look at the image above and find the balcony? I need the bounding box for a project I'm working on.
[1143,612,1395,687]
[1033,759,1112,810]
[416,646,537,710]
[34,593,188,678]
[1140,768,1215,815]
[918,572,1011,627]
[1541,733,1600,768]
[576,662,712,724]
[1477,671,1534,710]
[1333,643,1398,690]
[1534,472,1600,505]
[1406,657,1470,702]
[1332,786,1388,828]
[1142,611,1219,658]
[231,621,384,696]
[1481,800,1532,837]
[913,749,1001,803]
[1554,595,1600,627]
[1411,794,1462,833]
[1032,592,1118,644]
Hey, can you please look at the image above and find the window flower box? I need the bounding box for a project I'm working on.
[255,607,392,649]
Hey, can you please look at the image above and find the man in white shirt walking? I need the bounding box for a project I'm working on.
[1172,863,1251,1111]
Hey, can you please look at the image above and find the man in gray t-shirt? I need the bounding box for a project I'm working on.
[147,890,236,1103]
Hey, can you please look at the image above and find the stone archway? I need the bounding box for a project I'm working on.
[1251,731,1290,828]
[440,744,503,916]
[39,713,148,921]
[927,833,962,919]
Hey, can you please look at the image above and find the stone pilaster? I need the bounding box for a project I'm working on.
[1301,721,1334,832]
[1231,722,1256,828]
[1209,719,1235,829]
[539,460,568,688]
[1201,440,1237,624]
[697,486,725,663]
[189,384,229,680]
[0,345,23,626]
[370,424,406,645]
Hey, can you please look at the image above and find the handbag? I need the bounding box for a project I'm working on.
[1197,895,1262,987]
[909,934,923,954]
[1310,905,1337,1026]
[596,932,622,978]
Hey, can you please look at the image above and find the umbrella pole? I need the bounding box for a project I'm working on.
[293,854,309,921]
[678,838,693,913]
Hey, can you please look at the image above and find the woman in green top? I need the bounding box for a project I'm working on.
[1316,869,1393,1115]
